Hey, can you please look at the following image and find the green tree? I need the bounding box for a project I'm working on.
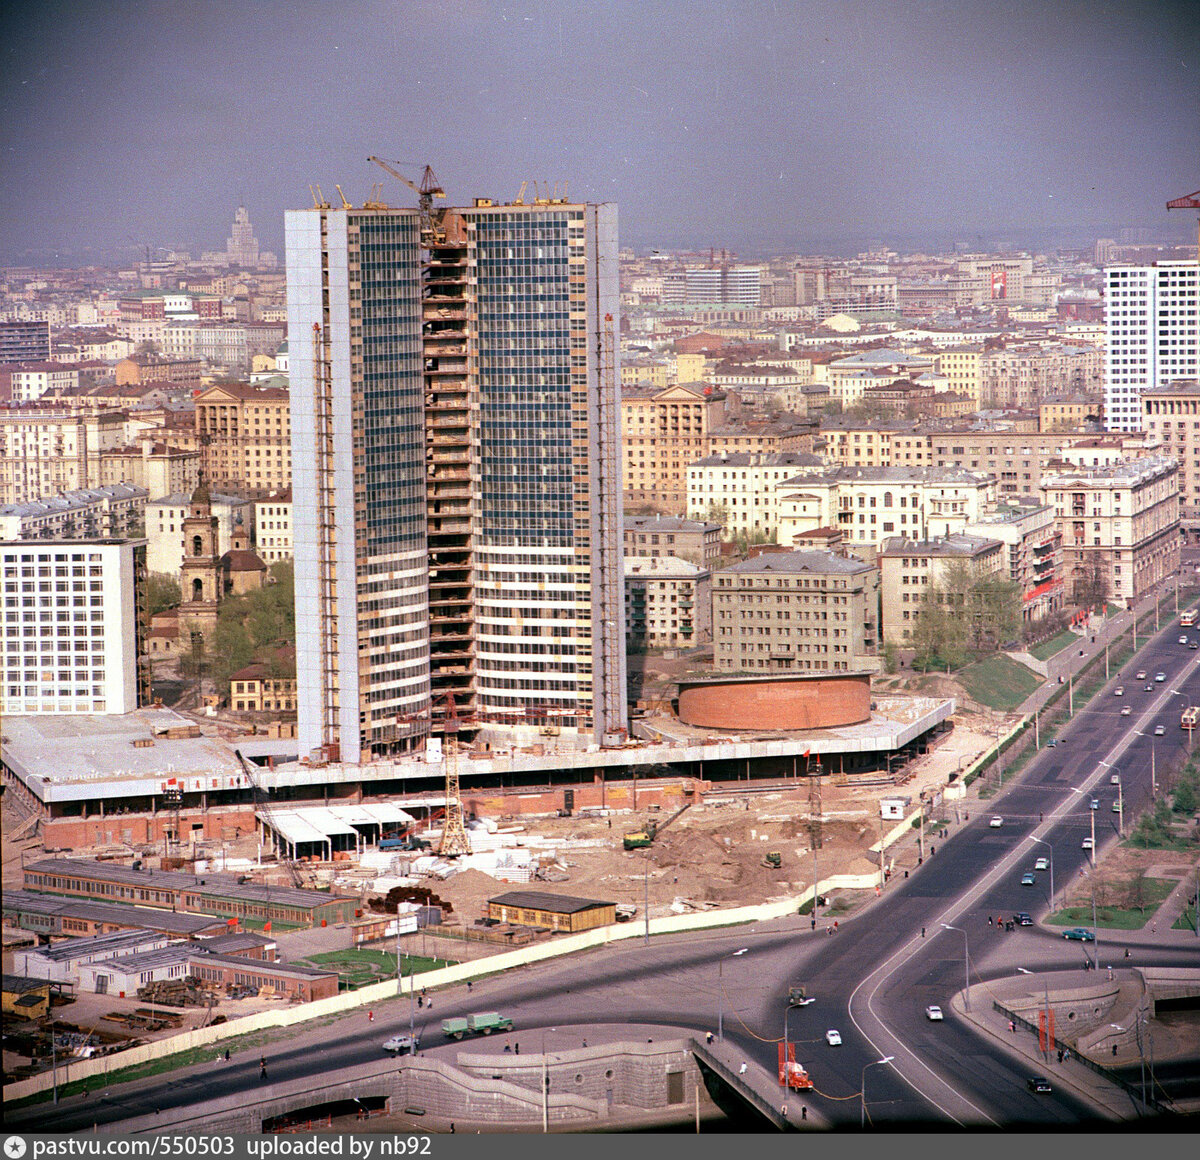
[883,640,900,674]
[1173,779,1197,816]
[210,618,256,692]
[144,573,181,618]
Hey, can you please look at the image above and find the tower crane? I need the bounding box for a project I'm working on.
[1167,188,1200,261]
[366,157,446,241]
[436,691,472,857]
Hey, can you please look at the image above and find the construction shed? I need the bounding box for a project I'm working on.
[2,974,52,1020]
[187,952,338,1002]
[486,891,617,933]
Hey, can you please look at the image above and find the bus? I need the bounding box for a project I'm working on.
[1182,706,1199,731]
[1181,610,1196,628]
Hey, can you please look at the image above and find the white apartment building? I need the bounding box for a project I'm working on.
[0,484,147,542]
[7,363,79,402]
[686,452,825,538]
[624,556,711,648]
[1142,380,1200,542]
[1,539,142,716]
[963,500,1064,623]
[254,489,292,563]
[1103,261,1200,433]
[1039,456,1180,606]
[776,465,997,563]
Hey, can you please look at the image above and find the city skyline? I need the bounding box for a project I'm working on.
[2,0,1198,265]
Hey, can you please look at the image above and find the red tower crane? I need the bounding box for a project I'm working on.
[1166,188,1200,259]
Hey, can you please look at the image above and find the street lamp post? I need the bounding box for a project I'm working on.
[717,947,749,1042]
[941,923,970,1012]
[1110,1016,1148,1112]
[860,1055,894,1129]
[1029,835,1055,912]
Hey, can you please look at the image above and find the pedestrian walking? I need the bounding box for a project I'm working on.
[467,980,472,992]
[833,920,838,932]
[989,916,993,926]
[801,1106,807,1121]
[1009,1020,1015,1033]
[739,1062,747,1075]
[921,927,925,938]
[1057,1049,1063,1064]
[224,1049,230,1062]
[811,917,816,931]
[450,1123,455,1134]
[582,1039,587,1048]
[515,1042,520,1054]
[260,1056,268,1082]
[1124,947,1131,959]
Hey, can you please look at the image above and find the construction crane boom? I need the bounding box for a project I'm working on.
[366,156,446,242]
[1167,188,1200,260]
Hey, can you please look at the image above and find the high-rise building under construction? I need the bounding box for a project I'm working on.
[285,191,625,764]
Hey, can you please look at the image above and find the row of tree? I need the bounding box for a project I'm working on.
[909,560,1023,670]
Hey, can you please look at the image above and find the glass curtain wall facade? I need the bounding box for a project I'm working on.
[286,197,626,760]
[462,202,625,743]
[286,208,430,764]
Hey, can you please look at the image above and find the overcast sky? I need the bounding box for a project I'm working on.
[1,1,1197,264]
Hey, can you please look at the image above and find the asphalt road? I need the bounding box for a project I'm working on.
[13,617,1200,1133]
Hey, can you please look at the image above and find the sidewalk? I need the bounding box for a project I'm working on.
[950,975,1132,1120]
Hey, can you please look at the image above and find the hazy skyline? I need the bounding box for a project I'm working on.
[2,0,1197,265]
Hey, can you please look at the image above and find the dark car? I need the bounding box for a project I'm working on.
[1027,1076,1052,1094]
[1013,912,1033,926]
[1063,927,1095,941]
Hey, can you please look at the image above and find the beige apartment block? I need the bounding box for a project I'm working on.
[879,534,1005,646]
[0,405,127,504]
[964,500,1064,623]
[620,360,669,390]
[686,451,825,538]
[622,382,726,513]
[195,382,291,500]
[1039,456,1180,606]
[624,555,711,648]
[707,417,815,458]
[776,465,996,564]
[936,347,983,408]
[1142,380,1200,544]
[820,419,920,467]
[926,430,1123,499]
[623,514,722,566]
[712,549,880,674]
[674,351,709,383]
[979,344,1101,410]
[1040,395,1102,433]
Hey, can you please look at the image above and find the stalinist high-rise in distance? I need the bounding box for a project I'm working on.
[285,180,625,764]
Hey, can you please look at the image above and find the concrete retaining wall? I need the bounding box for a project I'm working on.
[3,879,883,1105]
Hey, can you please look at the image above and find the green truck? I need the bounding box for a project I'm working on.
[441,1012,514,1040]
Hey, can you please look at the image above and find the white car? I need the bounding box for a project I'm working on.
[1114,687,1124,697]
[1136,670,1147,680]
[1120,706,1132,716]
[825,1029,842,1046]
[925,1005,944,1021]
[382,1033,420,1055]
[1082,837,1094,850]
[989,816,1003,828]
[1155,725,1166,736]
[1180,636,1189,645]
[1034,857,1049,871]
[1110,773,1120,784]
